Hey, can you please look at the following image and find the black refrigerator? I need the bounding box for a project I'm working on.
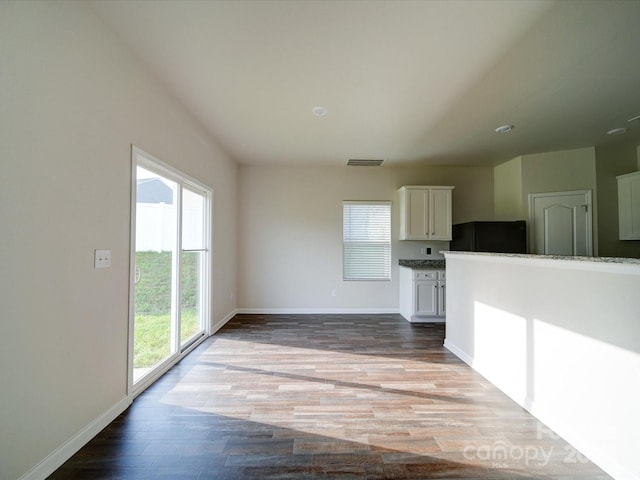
[450,221,527,253]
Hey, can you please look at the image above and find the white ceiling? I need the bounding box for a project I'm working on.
[90,0,640,167]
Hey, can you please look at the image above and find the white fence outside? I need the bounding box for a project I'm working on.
[136,203,202,252]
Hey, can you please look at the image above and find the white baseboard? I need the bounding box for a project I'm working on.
[236,308,400,315]
[408,317,445,324]
[19,396,131,480]
[20,309,238,480]
[211,308,238,334]
[443,339,474,365]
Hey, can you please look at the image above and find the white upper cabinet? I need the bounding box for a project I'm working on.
[399,186,454,240]
[617,171,640,240]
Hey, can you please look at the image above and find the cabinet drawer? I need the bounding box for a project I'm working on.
[414,271,437,280]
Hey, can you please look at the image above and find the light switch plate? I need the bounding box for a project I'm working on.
[95,249,112,268]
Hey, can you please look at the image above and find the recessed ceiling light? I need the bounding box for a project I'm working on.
[495,124,514,133]
[628,115,640,123]
[607,127,628,136]
[312,106,328,117]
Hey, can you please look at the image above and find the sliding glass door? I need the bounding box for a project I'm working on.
[133,166,177,383]
[130,148,211,391]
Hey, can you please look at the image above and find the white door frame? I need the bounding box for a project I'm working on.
[528,190,593,256]
[128,146,212,399]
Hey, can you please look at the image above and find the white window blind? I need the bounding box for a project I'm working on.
[343,201,391,281]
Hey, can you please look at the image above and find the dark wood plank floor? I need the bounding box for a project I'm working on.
[49,314,611,479]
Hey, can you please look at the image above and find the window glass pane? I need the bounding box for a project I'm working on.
[133,167,178,383]
[343,202,391,281]
[135,167,177,252]
[180,187,206,348]
[182,188,205,251]
[180,250,202,345]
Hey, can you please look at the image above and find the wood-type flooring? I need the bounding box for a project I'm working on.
[49,314,611,479]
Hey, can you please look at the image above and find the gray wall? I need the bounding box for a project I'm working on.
[237,165,494,311]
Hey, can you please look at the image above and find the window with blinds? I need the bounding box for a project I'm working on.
[343,201,391,281]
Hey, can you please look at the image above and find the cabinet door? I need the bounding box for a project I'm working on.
[407,189,428,239]
[399,186,453,241]
[618,173,640,240]
[430,189,453,240]
[437,281,446,316]
[415,280,438,316]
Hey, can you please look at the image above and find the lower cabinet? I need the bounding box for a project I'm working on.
[399,267,446,322]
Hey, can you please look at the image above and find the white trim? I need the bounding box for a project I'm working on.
[18,397,131,480]
[131,353,183,399]
[180,332,208,358]
[444,339,528,407]
[443,339,473,366]
[127,151,137,396]
[132,146,212,193]
[130,332,210,399]
[236,308,400,315]
[19,306,235,479]
[342,200,393,206]
[205,191,213,335]
[616,170,640,181]
[407,317,445,324]
[172,179,183,359]
[211,309,238,334]
[133,310,237,398]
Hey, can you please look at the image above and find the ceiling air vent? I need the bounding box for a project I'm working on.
[346,159,384,167]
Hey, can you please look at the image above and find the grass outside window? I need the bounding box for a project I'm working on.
[134,251,201,368]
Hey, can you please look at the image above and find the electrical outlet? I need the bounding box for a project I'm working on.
[94,249,112,268]
[332,288,338,297]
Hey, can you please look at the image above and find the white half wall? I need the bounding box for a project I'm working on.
[444,252,640,480]
[0,2,237,479]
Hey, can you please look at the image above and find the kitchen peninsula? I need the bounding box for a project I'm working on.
[443,251,640,480]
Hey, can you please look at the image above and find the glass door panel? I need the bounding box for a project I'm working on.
[180,250,202,345]
[133,166,178,384]
[180,188,206,347]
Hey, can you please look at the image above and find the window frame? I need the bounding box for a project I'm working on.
[342,201,392,282]
[129,146,212,397]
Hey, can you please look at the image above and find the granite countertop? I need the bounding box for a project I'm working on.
[399,259,446,269]
[441,251,640,265]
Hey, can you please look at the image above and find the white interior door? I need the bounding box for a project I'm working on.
[529,190,593,256]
